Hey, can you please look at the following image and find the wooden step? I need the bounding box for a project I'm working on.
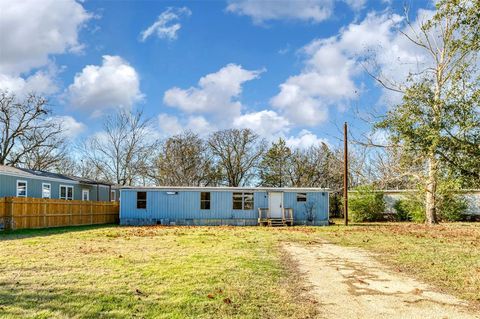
[267,219,288,227]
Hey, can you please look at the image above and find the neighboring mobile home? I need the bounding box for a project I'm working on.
[120,187,329,226]
[382,189,480,218]
[0,165,117,201]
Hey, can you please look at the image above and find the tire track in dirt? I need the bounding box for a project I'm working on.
[284,242,479,319]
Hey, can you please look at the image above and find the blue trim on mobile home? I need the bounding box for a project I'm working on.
[119,187,330,226]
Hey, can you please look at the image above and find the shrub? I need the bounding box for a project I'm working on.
[350,186,385,222]
[329,194,343,218]
[392,181,468,222]
[392,200,411,221]
[408,201,426,223]
[438,193,468,222]
[393,197,424,222]
[436,180,469,221]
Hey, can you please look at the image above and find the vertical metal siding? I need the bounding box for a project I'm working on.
[283,191,328,222]
[120,190,269,220]
[120,189,328,223]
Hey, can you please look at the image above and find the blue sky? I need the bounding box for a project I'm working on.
[0,0,434,149]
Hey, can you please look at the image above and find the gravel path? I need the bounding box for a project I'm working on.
[284,242,479,319]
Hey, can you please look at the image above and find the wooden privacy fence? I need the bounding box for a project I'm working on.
[0,197,119,231]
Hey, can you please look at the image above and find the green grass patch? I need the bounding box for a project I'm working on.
[0,226,317,319]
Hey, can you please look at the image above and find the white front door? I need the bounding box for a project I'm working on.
[82,189,89,201]
[269,192,283,218]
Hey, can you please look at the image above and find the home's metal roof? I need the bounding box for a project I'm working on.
[0,165,113,186]
[120,186,330,192]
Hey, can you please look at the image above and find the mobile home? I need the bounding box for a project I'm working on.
[120,187,329,226]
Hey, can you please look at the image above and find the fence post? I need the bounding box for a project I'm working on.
[78,201,81,225]
[69,201,73,226]
[5,197,14,231]
[43,200,47,228]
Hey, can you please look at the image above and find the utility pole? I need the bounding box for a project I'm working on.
[343,122,349,226]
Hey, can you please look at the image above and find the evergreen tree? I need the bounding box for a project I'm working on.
[259,138,292,187]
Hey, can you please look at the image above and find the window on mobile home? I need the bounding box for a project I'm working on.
[137,191,147,209]
[232,192,254,210]
[244,192,254,210]
[297,193,307,202]
[200,192,210,210]
[233,192,243,209]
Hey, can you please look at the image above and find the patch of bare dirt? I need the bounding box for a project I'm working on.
[284,242,480,319]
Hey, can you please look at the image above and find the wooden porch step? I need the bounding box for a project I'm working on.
[267,219,288,227]
[258,207,294,227]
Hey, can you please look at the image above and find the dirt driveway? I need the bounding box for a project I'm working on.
[284,242,479,319]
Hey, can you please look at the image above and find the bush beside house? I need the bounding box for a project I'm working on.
[348,186,469,223]
[392,189,468,223]
[349,186,386,222]
[393,197,424,222]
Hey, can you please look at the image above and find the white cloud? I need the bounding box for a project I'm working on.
[51,115,86,139]
[233,110,290,138]
[226,0,334,24]
[185,116,213,136]
[140,7,191,42]
[0,0,91,75]
[285,129,329,149]
[164,63,263,121]
[67,55,143,115]
[0,68,58,97]
[343,0,367,11]
[271,11,433,126]
[157,108,291,140]
[158,113,183,136]
[226,0,369,24]
[270,35,362,126]
[0,0,91,97]
[158,113,213,137]
[270,72,337,126]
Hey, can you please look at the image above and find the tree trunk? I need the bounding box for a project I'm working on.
[425,155,438,224]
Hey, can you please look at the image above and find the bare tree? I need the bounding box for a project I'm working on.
[45,155,101,179]
[21,140,68,171]
[288,146,323,187]
[147,131,220,186]
[369,147,423,190]
[80,109,157,185]
[288,144,360,189]
[0,92,64,167]
[208,129,266,186]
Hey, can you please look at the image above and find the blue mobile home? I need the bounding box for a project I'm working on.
[120,187,329,226]
[0,165,117,201]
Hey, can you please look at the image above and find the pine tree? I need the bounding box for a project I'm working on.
[259,138,292,187]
